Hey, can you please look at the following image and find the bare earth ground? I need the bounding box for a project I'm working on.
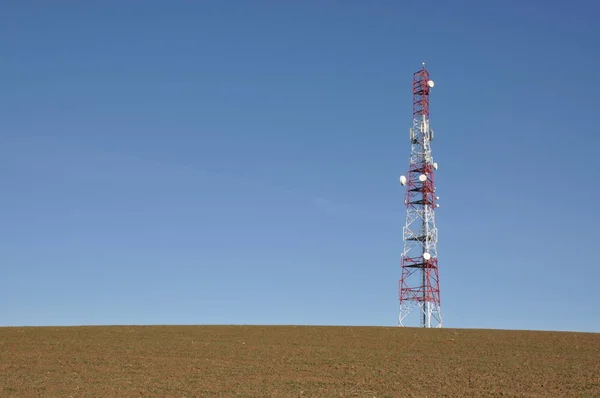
[1,325,599,397]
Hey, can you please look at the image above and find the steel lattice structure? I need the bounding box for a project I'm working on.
[398,64,442,328]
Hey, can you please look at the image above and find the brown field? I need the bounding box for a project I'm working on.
[1,325,599,397]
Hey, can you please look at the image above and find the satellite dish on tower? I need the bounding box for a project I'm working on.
[419,174,427,182]
[399,175,407,186]
[423,252,431,260]
[428,80,435,88]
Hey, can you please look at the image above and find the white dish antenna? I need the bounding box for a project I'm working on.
[423,252,431,260]
[419,174,427,182]
[433,162,438,170]
[427,80,435,88]
[399,175,407,186]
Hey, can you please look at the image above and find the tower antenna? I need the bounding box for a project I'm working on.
[398,64,442,328]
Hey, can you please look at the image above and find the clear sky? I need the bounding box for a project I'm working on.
[2,0,599,332]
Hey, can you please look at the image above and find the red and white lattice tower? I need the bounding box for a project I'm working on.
[398,63,442,328]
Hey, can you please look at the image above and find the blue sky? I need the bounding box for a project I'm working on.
[1,0,599,332]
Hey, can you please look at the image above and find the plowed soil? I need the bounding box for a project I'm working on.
[1,325,599,397]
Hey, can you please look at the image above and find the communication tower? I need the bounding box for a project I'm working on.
[398,63,442,328]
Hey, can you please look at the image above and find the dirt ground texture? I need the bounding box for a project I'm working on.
[1,325,599,397]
